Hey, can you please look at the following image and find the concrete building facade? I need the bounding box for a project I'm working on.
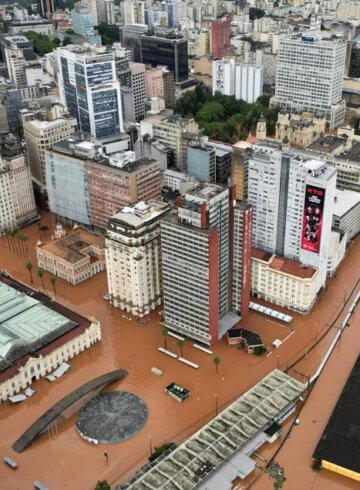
[270,33,347,129]
[105,200,170,317]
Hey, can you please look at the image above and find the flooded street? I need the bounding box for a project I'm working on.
[0,213,359,490]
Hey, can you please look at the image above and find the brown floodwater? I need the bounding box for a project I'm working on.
[0,213,359,490]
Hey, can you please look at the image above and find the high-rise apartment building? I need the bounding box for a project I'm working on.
[104,0,116,24]
[270,33,346,128]
[161,184,243,345]
[38,0,55,18]
[106,200,170,317]
[3,36,37,88]
[82,0,98,25]
[231,144,249,201]
[0,135,38,235]
[57,45,123,139]
[145,66,164,99]
[140,31,188,82]
[46,140,92,227]
[121,62,146,123]
[119,24,147,62]
[24,114,76,187]
[248,141,337,291]
[349,39,360,78]
[213,59,263,103]
[153,115,199,168]
[71,3,102,44]
[232,201,252,317]
[211,17,231,59]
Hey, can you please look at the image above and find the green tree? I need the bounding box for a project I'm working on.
[50,275,57,297]
[97,23,120,45]
[37,268,45,290]
[26,262,33,283]
[11,227,20,256]
[249,8,266,20]
[161,327,169,350]
[24,31,59,56]
[213,356,221,373]
[267,461,286,489]
[94,481,111,490]
[196,100,225,123]
[176,339,185,358]
[62,36,72,46]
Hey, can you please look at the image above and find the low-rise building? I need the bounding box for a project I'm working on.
[36,225,106,285]
[0,274,101,403]
[251,248,319,313]
[106,200,170,317]
[275,110,326,147]
[332,189,360,243]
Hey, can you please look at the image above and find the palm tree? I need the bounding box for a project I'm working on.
[37,268,45,290]
[22,234,28,258]
[26,262,33,283]
[177,339,185,358]
[161,327,169,350]
[50,275,57,297]
[213,356,221,373]
[94,481,110,490]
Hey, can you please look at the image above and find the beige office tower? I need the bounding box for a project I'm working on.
[23,115,76,187]
[105,201,170,317]
[231,145,248,200]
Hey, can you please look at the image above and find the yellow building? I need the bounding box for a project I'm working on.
[37,225,106,285]
[275,110,326,147]
[251,249,318,313]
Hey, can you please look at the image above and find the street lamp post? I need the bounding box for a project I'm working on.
[215,394,218,416]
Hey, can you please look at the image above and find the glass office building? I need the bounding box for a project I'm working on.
[57,46,123,138]
[140,33,188,83]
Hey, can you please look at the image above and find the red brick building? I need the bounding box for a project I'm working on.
[211,17,232,60]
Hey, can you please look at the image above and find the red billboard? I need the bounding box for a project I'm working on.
[301,185,325,254]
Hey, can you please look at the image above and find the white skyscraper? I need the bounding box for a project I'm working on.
[105,201,170,317]
[213,59,263,103]
[248,141,337,291]
[270,32,346,128]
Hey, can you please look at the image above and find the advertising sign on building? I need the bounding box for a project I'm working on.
[301,185,325,254]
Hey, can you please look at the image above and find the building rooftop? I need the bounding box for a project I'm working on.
[109,201,170,230]
[306,135,346,155]
[333,189,360,218]
[0,275,87,374]
[184,182,228,203]
[121,370,305,490]
[252,249,317,279]
[271,256,316,279]
[313,355,360,475]
[37,227,105,264]
[337,142,360,164]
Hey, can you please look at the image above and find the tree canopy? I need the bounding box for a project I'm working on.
[249,8,266,21]
[24,31,60,56]
[175,89,279,144]
[98,23,120,45]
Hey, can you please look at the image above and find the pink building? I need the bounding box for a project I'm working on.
[145,66,164,99]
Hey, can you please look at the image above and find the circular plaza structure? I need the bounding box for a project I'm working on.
[76,391,148,444]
